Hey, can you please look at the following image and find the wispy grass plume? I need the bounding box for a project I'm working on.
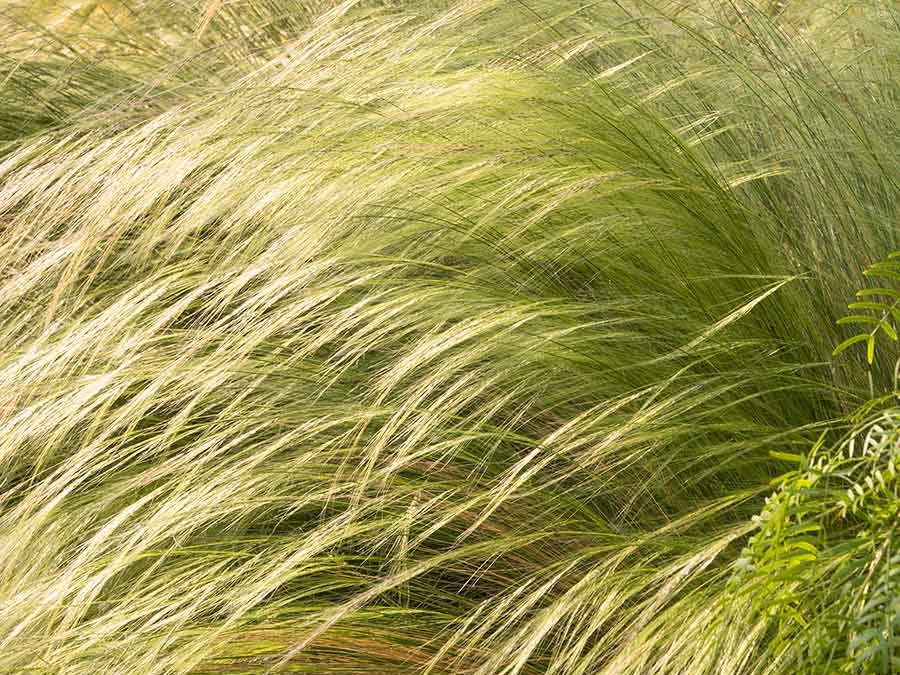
[0,1,896,673]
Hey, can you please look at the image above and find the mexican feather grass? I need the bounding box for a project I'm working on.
[0,1,897,673]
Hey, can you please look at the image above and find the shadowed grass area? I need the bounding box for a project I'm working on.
[0,1,896,673]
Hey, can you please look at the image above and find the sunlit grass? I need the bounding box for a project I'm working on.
[0,1,896,673]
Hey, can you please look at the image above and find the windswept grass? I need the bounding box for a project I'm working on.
[0,1,896,673]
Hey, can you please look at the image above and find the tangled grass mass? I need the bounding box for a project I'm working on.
[0,1,898,673]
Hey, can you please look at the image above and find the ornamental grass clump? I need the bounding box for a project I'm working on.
[0,1,896,673]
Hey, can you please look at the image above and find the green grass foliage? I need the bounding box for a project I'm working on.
[0,1,896,673]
